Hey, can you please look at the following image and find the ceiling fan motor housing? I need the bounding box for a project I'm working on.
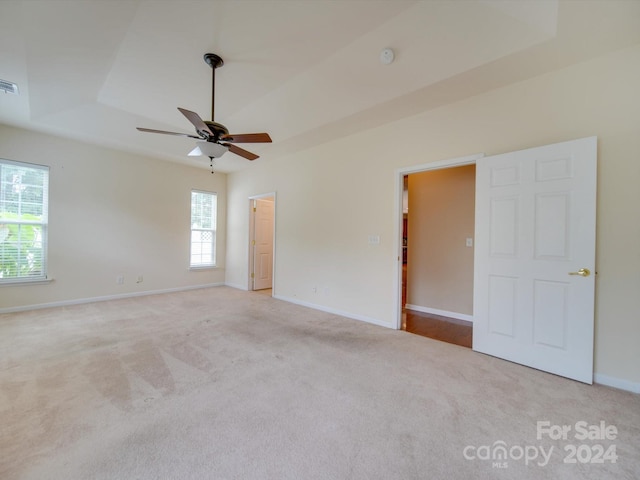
[203,121,229,141]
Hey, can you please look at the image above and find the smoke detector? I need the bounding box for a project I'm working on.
[380,48,395,65]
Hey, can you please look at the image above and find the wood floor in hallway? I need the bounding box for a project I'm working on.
[403,310,472,348]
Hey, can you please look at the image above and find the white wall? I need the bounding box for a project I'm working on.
[0,125,226,310]
[226,44,640,387]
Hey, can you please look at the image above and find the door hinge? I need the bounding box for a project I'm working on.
[251,272,255,278]
[252,240,256,246]
[253,207,257,212]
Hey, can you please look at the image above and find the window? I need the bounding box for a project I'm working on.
[0,159,49,283]
[190,190,217,268]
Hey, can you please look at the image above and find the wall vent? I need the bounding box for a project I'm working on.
[0,79,19,95]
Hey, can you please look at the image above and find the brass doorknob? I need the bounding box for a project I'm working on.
[568,268,590,277]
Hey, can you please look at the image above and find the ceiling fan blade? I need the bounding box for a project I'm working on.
[178,107,214,136]
[137,127,201,139]
[222,143,259,161]
[221,133,272,143]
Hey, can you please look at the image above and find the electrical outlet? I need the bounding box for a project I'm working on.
[116,275,124,285]
[136,275,143,283]
[368,235,380,245]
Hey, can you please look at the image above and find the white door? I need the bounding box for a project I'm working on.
[473,137,597,384]
[253,198,274,290]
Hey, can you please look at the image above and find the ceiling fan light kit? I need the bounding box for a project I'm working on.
[189,141,229,158]
[136,52,272,166]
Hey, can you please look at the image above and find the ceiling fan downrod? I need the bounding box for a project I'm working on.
[203,53,224,121]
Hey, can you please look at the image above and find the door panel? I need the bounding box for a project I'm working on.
[473,136,597,383]
[253,198,274,290]
[487,275,517,337]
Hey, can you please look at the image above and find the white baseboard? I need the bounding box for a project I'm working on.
[273,294,392,329]
[594,373,640,394]
[0,283,225,314]
[405,304,474,323]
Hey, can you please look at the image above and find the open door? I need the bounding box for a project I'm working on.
[473,137,597,383]
[250,196,275,291]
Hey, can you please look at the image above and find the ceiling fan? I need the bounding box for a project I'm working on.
[137,53,272,165]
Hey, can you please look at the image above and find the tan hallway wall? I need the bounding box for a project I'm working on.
[407,165,475,316]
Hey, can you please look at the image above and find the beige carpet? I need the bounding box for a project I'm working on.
[1,286,638,479]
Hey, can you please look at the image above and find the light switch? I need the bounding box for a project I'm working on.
[368,235,380,245]
[466,237,473,247]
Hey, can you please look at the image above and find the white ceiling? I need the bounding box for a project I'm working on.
[1,0,639,173]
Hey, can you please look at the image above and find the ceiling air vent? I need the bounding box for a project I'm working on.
[0,79,19,95]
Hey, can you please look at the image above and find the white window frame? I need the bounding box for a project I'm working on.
[0,158,49,285]
[190,190,217,269]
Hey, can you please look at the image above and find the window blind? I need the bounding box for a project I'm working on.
[190,190,217,268]
[0,159,49,283]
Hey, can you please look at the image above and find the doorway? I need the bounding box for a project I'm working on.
[396,153,483,334]
[400,162,477,348]
[249,193,275,293]
[396,138,597,384]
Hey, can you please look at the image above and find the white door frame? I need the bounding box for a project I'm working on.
[248,192,276,293]
[394,154,484,330]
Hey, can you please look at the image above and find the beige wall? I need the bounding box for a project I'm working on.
[226,44,640,387]
[0,125,226,310]
[407,165,475,316]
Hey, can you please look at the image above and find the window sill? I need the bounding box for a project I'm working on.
[0,277,54,287]
[189,266,218,271]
